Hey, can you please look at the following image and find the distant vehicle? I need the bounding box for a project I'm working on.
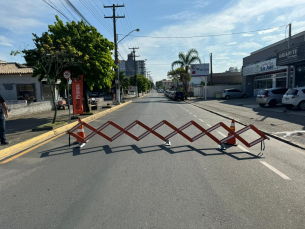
[282,86,305,110]
[222,89,248,99]
[169,91,175,99]
[256,88,288,107]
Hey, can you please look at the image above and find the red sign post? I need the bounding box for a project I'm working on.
[72,75,84,115]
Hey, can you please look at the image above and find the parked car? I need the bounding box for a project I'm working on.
[169,91,175,99]
[256,88,288,107]
[282,86,305,110]
[222,89,248,99]
[172,91,184,101]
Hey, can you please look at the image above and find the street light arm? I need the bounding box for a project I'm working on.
[118,29,140,44]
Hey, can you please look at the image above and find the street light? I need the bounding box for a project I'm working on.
[116,29,140,103]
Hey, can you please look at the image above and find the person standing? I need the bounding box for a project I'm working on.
[0,95,9,145]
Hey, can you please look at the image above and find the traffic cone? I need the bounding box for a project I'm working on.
[225,119,237,145]
[74,119,86,144]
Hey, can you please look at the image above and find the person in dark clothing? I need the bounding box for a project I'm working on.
[0,95,9,145]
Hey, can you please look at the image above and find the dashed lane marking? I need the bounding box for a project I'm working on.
[217,131,250,152]
[193,115,197,117]
[199,119,204,122]
[206,124,211,127]
[260,161,291,180]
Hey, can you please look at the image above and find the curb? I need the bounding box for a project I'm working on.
[185,100,305,150]
[0,100,133,161]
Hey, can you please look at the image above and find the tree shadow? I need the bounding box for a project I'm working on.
[39,144,262,161]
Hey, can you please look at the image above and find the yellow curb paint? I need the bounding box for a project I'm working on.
[0,100,133,162]
[1,132,66,164]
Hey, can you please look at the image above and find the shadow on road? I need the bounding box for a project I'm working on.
[39,144,262,161]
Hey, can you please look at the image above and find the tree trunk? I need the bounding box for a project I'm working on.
[51,82,57,124]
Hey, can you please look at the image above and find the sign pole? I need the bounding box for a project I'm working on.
[67,79,71,123]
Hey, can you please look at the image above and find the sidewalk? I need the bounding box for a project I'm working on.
[2,95,137,150]
[186,97,305,149]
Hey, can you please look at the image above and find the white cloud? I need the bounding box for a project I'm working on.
[193,0,210,8]
[163,11,197,20]
[257,15,264,22]
[261,33,285,44]
[0,42,13,47]
[232,52,248,56]
[122,0,305,81]
[258,27,279,34]
[227,42,237,45]
[238,42,262,49]
[242,33,254,37]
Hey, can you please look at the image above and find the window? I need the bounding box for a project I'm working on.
[286,89,298,95]
[259,90,269,95]
[302,89,305,94]
[17,84,36,101]
[272,89,288,94]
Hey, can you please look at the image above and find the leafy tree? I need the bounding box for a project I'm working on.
[12,16,116,122]
[129,74,149,93]
[172,49,201,99]
[119,71,129,94]
[156,80,162,89]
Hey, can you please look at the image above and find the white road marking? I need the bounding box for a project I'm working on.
[193,115,197,117]
[199,119,204,122]
[260,161,291,180]
[217,131,226,137]
[189,113,193,114]
[237,145,249,152]
[206,124,211,127]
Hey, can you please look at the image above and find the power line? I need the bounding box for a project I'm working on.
[118,25,288,39]
[44,0,71,22]
[63,0,91,26]
[58,0,78,21]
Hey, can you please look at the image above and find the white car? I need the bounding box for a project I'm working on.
[282,86,305,110]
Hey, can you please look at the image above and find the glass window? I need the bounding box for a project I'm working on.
[259,90,269,95]
[286,89,298,95]
[17,84,36,101]
[276,77,287,88]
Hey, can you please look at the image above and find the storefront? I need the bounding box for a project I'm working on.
[276,41,305,88]
[243,58,289,96]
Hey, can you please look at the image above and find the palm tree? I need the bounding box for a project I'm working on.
[172,49,201,99]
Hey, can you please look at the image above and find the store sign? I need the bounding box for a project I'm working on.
[72,75,84,115]
[276,42,305,66]
[128,86,137,91]
[190,64,209,77]
[243,58,286,76]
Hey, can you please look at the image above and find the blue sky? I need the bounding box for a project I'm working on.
[1,0,305,82]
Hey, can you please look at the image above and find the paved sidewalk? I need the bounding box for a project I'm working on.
[186,97,305,148]
[2,95,138,150]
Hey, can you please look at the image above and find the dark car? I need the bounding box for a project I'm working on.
[173,91,184,101]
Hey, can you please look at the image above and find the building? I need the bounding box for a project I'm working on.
[118,60,126,73]
[0,61,60,102]
[124,52,146,77]
[137,60,146,76]
[242,30,305,96]
[211,72,242,85]
[162,80,173,89]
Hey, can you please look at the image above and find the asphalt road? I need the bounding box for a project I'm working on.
[0,90,305,229]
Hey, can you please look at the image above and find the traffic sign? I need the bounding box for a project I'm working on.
[63,71,71,79]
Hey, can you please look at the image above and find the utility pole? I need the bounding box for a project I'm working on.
[287,23,292,88]
[104,4,125,102]
[210,53,213,85]
[129,47,139,97]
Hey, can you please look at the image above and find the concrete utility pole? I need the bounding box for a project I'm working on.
[129,47,139,97]
[287,23,292,88]
[104,4,125,102]
[210,53,213,85]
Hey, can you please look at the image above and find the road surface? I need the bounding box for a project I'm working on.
[0,91,304,229]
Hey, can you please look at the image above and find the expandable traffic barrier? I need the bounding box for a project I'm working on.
[67,118,269,150]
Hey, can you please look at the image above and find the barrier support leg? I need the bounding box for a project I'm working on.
[164,140,171,146]
[219,144,226,150]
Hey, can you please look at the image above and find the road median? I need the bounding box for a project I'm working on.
[0,100,133,161]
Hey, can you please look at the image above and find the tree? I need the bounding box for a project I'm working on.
[12,16,116,122]
[172,49,201,99]
[129,74,148,93]
[119,71,129,94]
[156,80,162,89]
